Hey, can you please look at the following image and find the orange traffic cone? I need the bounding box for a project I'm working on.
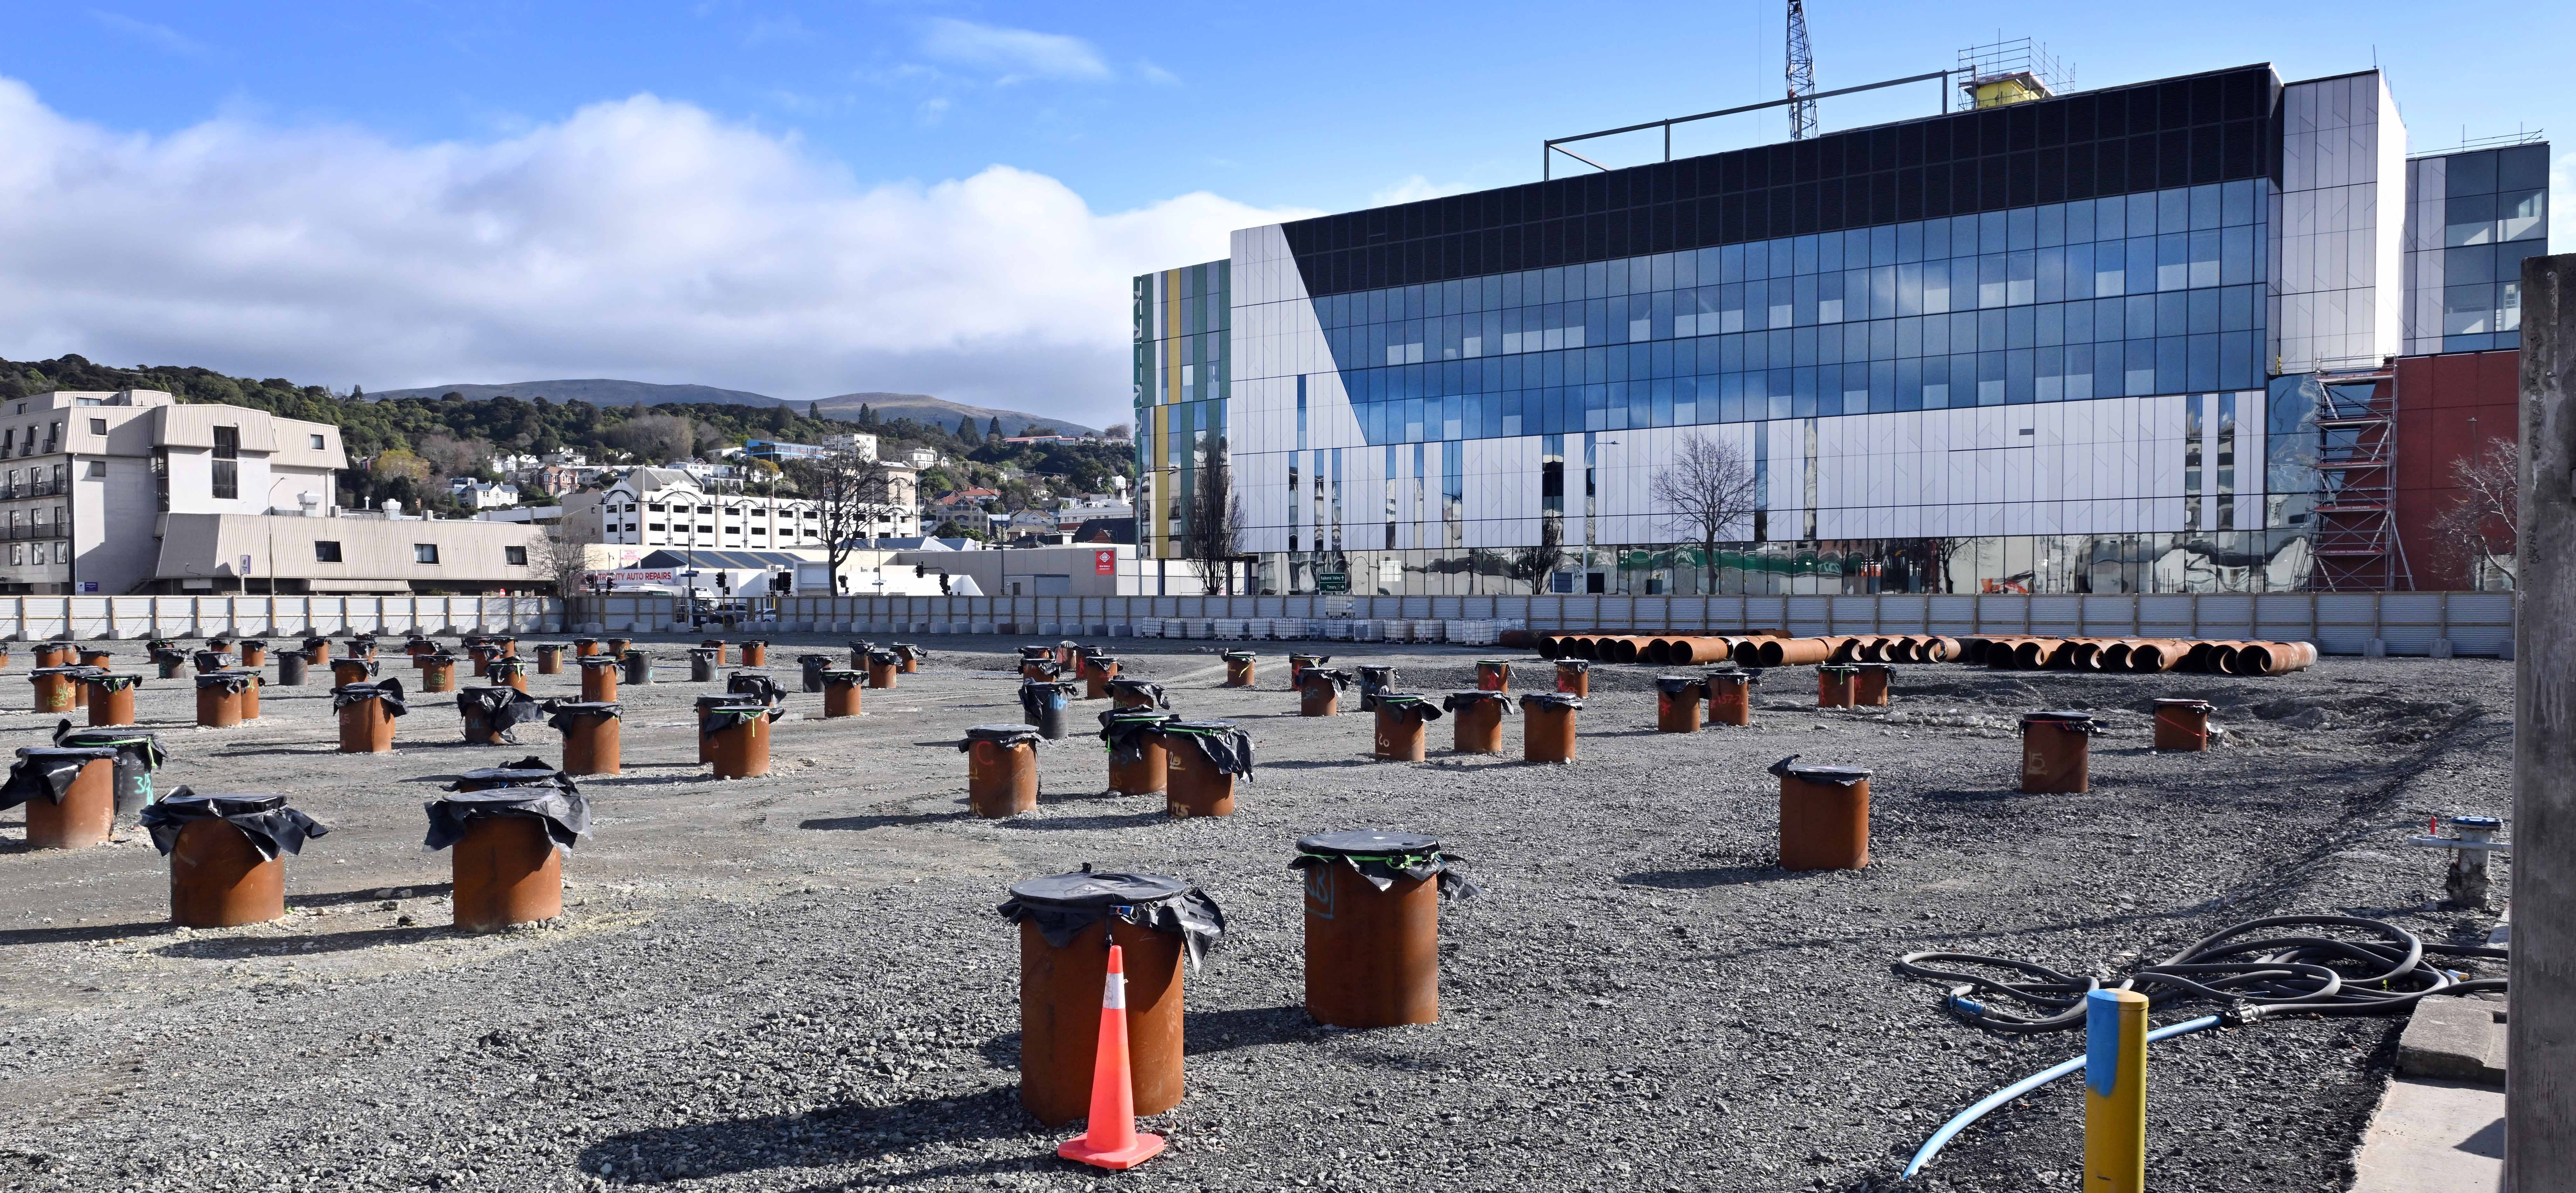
[1056,944,1166,1170]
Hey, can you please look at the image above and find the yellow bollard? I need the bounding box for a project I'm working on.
[2083,988,2148,1192]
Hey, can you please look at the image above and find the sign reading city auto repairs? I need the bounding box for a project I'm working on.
[604,569,679,588]
[1094,550,1115,576]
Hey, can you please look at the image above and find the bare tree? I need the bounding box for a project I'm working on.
[1507,514,1568,594]
[1651,431,1761,592]
[1181,438,1245,595]
[526,518,592,598]
[606,413,698,462]
[785,450,903,584]
[413,433,488,478]
[2429,436,2519,588]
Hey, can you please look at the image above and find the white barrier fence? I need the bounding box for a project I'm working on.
[0,596,559,640]
[576,591,2511,657]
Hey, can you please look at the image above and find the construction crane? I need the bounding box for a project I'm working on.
[1786,0,1816,139]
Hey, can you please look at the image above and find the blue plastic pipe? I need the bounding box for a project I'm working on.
[1900,1015,2221,1181]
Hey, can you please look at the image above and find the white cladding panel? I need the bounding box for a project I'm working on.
[2276,71,2406,373]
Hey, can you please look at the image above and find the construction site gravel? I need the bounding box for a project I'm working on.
[0,636,2511,1193]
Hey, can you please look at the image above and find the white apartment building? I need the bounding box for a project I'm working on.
[2,389,546,595]
[586,465,921,553]
[822,433,880,461]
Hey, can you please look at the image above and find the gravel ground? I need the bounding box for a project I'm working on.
[0,635,2511,1193]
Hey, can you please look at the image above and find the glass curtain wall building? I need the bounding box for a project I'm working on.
[1133,63,2546,594]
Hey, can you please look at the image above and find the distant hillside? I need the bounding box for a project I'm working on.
[816,391,1096,437]
[363,378,788,408]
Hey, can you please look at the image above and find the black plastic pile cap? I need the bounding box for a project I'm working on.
[1296,828,1441,857]
[997,868,1227,964]
[963,723,1041,745]
[1768,755,1872,786]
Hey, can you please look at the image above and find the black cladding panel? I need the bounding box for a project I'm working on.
[1274,63,2288,300]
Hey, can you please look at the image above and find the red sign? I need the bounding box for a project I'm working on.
[1094,549,1116,576]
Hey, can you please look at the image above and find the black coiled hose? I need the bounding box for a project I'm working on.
[1896,914,2507,1032]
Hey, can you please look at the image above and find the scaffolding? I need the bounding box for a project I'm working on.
[2310,365,2414,591]
[1954,37,2070,111]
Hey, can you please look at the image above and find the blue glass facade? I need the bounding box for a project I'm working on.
[1135,64,2546,596]
[1312,178,2269,447]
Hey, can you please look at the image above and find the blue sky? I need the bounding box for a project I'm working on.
[4,2,2569,426]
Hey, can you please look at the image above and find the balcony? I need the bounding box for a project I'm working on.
[1,478,62,500]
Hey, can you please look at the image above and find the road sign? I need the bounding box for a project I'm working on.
[1316,572,1350,593]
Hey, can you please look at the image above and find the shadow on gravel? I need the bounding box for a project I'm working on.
[211,746,346,758]
[153,923,449,958]
[1916,787,2052,804]
[799,811,969,833]
[998,811,1168,832]
[293,883,454,908]
[1617,865,1789,890]
[577,1087,1032,1185]
[1182,1005,1321,1054]
[0,919,169,947]
[1257,758,1378,771]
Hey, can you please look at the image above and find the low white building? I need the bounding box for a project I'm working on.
[584,464,920,553]
[3,389,546,595]
[902,447,940,469]
[1055,496,1134,530]
[452,479,521,508]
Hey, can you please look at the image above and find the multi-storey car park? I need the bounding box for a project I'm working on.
[1132,58,2547,597]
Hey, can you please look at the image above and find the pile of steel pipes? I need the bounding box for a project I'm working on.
[1536,633,1803,666]
[1960,637,2317,675]
[1724,635,1960,667]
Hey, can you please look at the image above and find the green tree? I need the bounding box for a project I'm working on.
[986,416,1002,440]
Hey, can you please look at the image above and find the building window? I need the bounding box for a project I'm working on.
[505,545,528,565]
[7,544,17,565]
[310,434,326,450]
[211,426,240,500]
[314,541,344,562]
[85,461,104,479]
[88,419,106,435]
[413,543,439,564]
[152,450,169,512]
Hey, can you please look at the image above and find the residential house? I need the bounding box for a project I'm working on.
[2,389,545,595]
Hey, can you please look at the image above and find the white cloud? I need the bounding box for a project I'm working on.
[916,18,1110,85]
[1368,174,1472,206]
[0,76,1313,425]
[87,9,209,58]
